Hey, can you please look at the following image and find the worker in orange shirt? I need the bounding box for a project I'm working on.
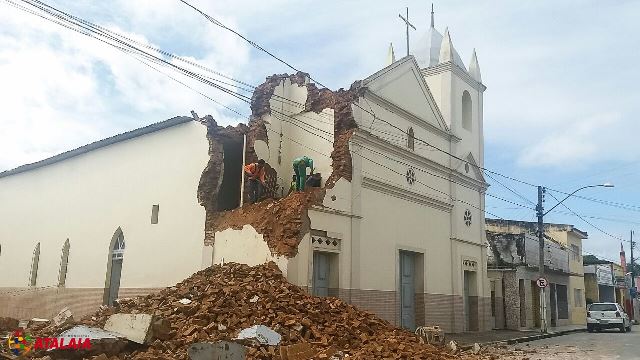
[244,159,266,204]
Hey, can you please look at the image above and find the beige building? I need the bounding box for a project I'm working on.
[486,219,588,329]
[583,259,628,308]
[0,15,490,332]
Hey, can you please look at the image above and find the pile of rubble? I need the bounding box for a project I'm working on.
[26,262,493,360]
[208,189,325,257]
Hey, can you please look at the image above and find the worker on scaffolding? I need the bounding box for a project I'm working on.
[244,159,266,204]
[292,156,314,191]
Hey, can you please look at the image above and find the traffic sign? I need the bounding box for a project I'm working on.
[536,277,549,288]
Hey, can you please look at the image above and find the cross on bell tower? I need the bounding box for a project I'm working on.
[398,7,416,57]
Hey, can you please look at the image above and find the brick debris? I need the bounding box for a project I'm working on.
[26,262,498,360]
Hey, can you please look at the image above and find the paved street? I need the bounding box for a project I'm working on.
[500,328,640,359]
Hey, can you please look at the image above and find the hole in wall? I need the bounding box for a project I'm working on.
[217,138,243,211]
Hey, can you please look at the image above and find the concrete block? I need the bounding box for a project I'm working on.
[188,341,246,360]
[104,313,154,344]
[53,307,74,327]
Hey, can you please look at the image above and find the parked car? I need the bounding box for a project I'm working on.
[587,302,632,333]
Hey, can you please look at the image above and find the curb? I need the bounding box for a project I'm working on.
[495,328,586,345]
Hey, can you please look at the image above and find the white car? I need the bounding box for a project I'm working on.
[587,302,632,333]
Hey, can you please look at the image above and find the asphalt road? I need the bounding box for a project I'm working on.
[502,327,640,359]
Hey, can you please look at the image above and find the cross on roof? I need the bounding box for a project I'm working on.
[398,7,416,57]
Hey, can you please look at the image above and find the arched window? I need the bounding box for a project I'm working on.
[407,127,415,150]
[104,228,125,306]
[29,242,40,287]
[58,239,70,287]
[462,91,472,131]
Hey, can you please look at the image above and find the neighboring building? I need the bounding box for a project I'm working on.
[486,230,570,329]
[583,255,628,310]
[486,219,588,329]
[0,10,491,332]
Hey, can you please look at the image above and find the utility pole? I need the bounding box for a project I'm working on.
[535,183,613,333]
[536,186,547,333]
[631,230,636,299]
[631,230,635,280]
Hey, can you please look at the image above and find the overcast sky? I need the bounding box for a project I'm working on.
[2,0,639,262]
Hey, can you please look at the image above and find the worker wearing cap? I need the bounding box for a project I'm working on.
[244,159,266,204]
[292,156,313,191]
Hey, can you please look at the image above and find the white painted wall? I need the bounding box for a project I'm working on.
[253,77,335,194]
[0,120,209,289]
[212,225,288,274]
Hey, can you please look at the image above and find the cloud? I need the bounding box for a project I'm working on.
[0,1,250,171]
[516,112,622,168]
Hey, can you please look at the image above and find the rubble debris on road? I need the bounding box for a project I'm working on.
[24,262,506,359]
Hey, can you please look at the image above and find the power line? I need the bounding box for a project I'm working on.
[177,0,328,90]
[484,171,536,206]
[23,0,640,218]
[545,187,640,213]
[546,191,626,242]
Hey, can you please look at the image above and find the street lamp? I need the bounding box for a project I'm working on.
[536,183,614,333]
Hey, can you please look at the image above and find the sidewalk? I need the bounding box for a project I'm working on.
[446,325,585,346]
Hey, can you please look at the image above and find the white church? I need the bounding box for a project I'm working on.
[0,9,491,332]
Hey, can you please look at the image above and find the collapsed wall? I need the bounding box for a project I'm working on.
[199,72,364,258]
[196,115,247,242]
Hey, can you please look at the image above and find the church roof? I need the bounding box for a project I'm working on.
[412,25,466,70]
[0,116,193,178]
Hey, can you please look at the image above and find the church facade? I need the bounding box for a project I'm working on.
[0,14,490,332]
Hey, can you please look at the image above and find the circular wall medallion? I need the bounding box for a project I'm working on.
[464,209,472,226]
[405,168,416,185]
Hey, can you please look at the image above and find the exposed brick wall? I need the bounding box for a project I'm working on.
[503,272,520,330]
[0,287,160,320]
